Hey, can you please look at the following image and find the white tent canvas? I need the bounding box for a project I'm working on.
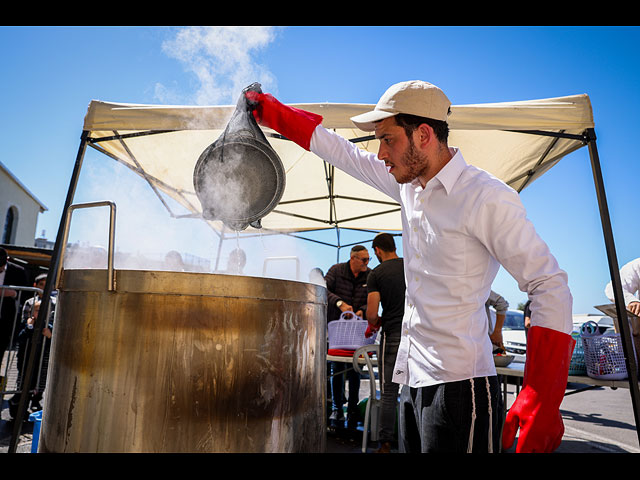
[81,94,594,235]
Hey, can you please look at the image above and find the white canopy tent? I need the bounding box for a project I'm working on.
[80,94,594,236]
[10,92,640,449]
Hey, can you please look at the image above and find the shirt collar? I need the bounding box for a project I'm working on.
[431,147,465,195]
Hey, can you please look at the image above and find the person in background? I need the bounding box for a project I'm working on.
[523,299,532,338]
[485,290,509,352]
[10,297,54,417]
[366,233,405,453]
[21,273,54,324]
[605,257,640,316]
[0,247,28,362]
[247,79,574,453]
[17,273,56,413]
[325,245,371,429]
[604,257,640,339]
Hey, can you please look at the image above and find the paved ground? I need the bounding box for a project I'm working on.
[0,400,632,454]
[1,364,636,454]
[0,399,36,453]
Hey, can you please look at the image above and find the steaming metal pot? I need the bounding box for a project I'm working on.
[193,83,285,231]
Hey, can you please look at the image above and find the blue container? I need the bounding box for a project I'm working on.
[29,410,43,453]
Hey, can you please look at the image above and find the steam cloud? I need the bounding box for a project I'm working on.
[64,26,328,286]
[157,26,278,106]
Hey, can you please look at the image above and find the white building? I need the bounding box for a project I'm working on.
[0,160,47,247]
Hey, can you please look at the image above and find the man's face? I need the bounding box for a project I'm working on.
[349,249,370,274]
[375,117,428,184]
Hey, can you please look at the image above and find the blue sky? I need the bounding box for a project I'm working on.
[1,26,639,314]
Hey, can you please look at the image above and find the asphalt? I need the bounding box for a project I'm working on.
[0,377,632,454]
[0,404,617,455]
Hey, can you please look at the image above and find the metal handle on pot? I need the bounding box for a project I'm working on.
[55,201,117,291]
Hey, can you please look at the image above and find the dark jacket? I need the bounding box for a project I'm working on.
[324,261,371,323]
[1,261,29,354]
[1,261,28,323]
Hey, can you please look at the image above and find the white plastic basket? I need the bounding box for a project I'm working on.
[580,321,628,380]
[328,312,377,350]
[568,331,587,376]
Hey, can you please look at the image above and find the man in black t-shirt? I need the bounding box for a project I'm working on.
[366,233,406,453]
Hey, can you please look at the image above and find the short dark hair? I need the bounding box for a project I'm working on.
[372,233,396,253]
[394,112,450,144]
[350,245,367,255]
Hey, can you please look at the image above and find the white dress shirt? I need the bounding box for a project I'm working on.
[311,126,573,387]
[605,257,640,306]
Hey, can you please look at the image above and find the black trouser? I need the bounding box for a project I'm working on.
[399,375,502,453]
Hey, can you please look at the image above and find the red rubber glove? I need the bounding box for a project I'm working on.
[245,91,323,151]
[365,324,379,338]
[502,326,575,453]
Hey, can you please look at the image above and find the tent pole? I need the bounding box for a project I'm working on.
[8,130,90,453]
[586,127,640,446]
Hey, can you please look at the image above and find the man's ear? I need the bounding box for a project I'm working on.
[415,122,435,150]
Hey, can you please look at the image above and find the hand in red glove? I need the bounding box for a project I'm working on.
[245,91,323,151]
[365,324,379,338]
[502,326,575,453]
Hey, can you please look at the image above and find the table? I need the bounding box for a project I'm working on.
[327,354,378,365]
[495,362,632,411]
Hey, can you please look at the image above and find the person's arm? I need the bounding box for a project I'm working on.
[490,313,505,348]
[324,265,353,314]
[474,187,572,335]
[605,259,640,315]
[310,127,401,203]
[247,90,401,204]
[367,291,381,328]
[473,184,574,454]
[487,290,508,348]
[0,286,17,298]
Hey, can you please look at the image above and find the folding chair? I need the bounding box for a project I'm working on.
[352,344,380,453]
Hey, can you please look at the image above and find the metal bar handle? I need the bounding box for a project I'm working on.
[55,201,117,291]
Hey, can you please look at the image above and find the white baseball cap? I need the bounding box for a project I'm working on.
[351,80,451,132]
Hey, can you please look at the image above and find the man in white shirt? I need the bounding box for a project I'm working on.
[604,258,640,343]
[605,257,640,316]
[246,80,575,453]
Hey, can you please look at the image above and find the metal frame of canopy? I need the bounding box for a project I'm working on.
[86,127,403,265]
[9,111,640,453]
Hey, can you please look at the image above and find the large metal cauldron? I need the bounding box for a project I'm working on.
[39,269,327,453]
